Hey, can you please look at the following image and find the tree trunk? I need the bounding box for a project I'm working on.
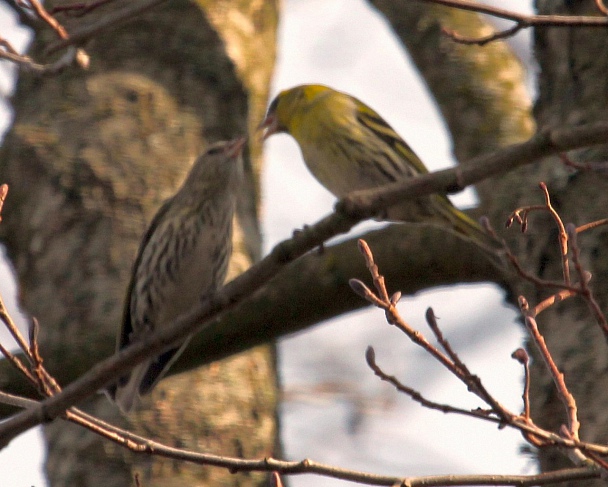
[526,1,608,481]
[0,1,279,485]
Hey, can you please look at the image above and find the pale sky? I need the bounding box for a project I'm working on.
[0,1,534,486]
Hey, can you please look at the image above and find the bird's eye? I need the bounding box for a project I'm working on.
[207,145,224,155]
[267,97,279,115]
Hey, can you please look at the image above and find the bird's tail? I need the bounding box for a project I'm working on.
[108,360,152,413]
[431,194,505,268]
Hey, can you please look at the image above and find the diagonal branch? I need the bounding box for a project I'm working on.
[0,121,608,446]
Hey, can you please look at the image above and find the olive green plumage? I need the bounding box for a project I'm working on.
[260,84,490,242]
[108,138,244,412]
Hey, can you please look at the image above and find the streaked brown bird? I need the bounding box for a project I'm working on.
[107,138,245,412]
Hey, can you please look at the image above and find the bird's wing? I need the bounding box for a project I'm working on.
[138,340,190,396]
[117,196,176,352]
[354,100,430,176]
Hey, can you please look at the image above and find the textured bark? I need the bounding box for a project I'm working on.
[0,1,279,486]
[369,1,608,483]
[528,1,608,481]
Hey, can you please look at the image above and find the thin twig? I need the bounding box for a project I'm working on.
[596,0,608,15]
[576,218,608,233]
[0,37,82,74]
[519,298,581,443]
[560,153,608,173]
[568,225,608,337]
[49,0,119,17]
[532,289,578,317]
[366,346,501,423]
[511,348,530,420]
[19,0,89,68]
[540,183,570,285]
[418,0,608,45]
[425,308,468,372]
[442,23,523,46]
[45,0,168,55]
[354,239,514,422]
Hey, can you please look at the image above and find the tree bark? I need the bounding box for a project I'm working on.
[0,1,279,485]
[526,1,608,481]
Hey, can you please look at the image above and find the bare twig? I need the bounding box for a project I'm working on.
[560,153,608,173]
[507,183,572,284]
[352,239,608,469]
[338,122,608,221]
[596,0,608,15]
[568,225,608,336]
[576,218,608,233]
[0,41,82,74]
[518,297,581,444]
[511,348,530,420]
[540,183,570,284]
[18,0,89,68]
[416,0,608,45]
[442,24,523,46]
[45,0,168,54]
[353,239,513,423]
[1,391,604,486]
[49,0,119,17]
[532,289,578,317]
[425,308,466,370]
[0,185,8,223]
[366,346,501,423]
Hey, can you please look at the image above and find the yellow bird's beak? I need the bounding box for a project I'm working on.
[257,113,279,140]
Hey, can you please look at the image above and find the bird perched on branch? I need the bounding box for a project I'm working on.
[259,84,492,245]
[107,138,245,412]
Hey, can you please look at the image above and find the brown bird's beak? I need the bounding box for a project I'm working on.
[227,137,247,157]
[257,113,278,140]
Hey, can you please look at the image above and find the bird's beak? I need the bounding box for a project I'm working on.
[257,113,278,140]
[227,137,247,157]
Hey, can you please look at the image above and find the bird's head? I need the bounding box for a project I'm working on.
[258,84,332,139]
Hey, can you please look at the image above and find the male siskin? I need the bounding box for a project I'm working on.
[259,84,492,245]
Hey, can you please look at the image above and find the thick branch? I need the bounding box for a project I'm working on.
[0,121,608,441]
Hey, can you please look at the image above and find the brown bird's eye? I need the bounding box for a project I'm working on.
[207,145,224,155]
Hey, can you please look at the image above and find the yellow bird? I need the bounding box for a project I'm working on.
[259,84,492,244]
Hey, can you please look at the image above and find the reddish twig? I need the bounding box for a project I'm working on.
[45,0,168,55]
[442,24,523,46]
[0,184,8,222]
[519,297,581,444]
[425,308,465,369]
[417,0,608,45]
[507,183,571,284]
[540,183,570,284]
[511,348,530,420]
[16,0,89,69]
[567,225,608,337]
[49,0,118,17]
[366,346,501,422]
[560,153,608,173]
[351,239,514,422]
[596,0,608,15]
[532,288,578,317]
[576,218,608,233]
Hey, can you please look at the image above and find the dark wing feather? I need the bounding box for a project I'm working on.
[354,101,429,176]
[107,196,175,398]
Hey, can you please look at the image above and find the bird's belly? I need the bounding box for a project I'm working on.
[302,147,379,198]
[152,236,221,327]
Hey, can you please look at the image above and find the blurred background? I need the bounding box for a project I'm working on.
[0,0,534,485]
